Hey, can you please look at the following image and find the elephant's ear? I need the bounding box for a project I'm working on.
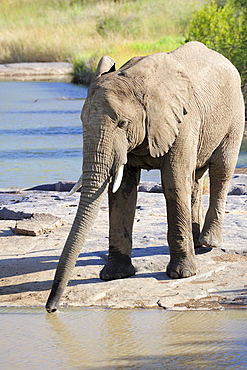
[141,53,193,157]
[95,56,116,78]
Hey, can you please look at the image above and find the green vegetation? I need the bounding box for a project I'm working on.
[0,0,207,83]
[187,0,247,85]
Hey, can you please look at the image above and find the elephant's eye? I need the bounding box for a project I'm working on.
[118,120,128,129]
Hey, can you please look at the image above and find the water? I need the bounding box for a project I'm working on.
[0,81,160,189]
[0,81,85,188]
[0,307,246,370]
[0,81,246,189]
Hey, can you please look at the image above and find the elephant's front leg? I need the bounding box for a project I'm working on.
[162,162,197,279]
[100,165,141,281]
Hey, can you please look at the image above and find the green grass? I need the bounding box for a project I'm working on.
[0,0,207,84]
[128,36,185,54]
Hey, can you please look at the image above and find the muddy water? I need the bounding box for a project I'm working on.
[1,307,247,369]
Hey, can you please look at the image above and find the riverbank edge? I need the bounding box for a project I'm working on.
[0,62,73,81]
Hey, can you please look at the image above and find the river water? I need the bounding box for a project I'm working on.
[0,81,246,189]
[0,307,247,369]
[0,81,161,189]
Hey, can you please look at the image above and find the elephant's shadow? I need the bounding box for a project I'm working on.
[0,245,212,295]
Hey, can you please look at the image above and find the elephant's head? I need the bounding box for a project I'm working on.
[46,52,192,312]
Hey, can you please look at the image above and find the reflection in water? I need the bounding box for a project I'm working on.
[0,307,247,369]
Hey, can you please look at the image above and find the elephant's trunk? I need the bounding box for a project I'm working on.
[46,173,109,312]
[46,103,128,312]
[46,122,115,312]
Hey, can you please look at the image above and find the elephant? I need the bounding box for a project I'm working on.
[46,41,245,312]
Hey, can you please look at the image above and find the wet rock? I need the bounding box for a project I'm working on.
[15,213,66,236]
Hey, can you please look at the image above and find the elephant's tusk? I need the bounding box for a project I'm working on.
[67,175,83,196]
[112,165,124,193]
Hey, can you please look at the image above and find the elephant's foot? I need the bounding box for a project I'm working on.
[100,253,136,281]
[166,256,197,279]
[199,228,222,248]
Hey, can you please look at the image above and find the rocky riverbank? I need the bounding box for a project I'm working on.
[0,176,246,311]
[0,62,73,81]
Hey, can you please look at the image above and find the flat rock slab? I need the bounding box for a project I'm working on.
[15,213,66,236]
[0,62,73,81]
[0,190,246,310]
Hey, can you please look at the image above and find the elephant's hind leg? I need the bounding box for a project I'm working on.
[192,168,208,248]
[199,132,242,248]
[100,165,141,281]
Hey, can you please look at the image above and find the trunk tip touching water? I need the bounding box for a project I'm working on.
[46,301,57,313]
[46,282,64,313]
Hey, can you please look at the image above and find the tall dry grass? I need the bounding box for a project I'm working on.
[0,0,207,82]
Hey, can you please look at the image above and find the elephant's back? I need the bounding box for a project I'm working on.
[171,41,241,85]
[176,43,245,168]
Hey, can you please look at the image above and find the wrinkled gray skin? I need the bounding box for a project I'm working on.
[46,41,244,312]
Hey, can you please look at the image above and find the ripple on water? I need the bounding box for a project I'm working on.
[0,307,247,369]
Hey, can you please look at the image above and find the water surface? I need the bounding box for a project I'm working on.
[0,81,85,188]
[0,307,247,369]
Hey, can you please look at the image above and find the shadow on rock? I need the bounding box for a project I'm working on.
[0,280,53,295]
[0,250,108,280]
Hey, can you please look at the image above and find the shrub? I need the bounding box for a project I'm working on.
[72,56,97,85]
[187,0,247,84]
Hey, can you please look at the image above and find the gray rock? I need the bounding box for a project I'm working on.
[15,213,66,236]
[139,182,162,192]
[0,62,73,81]
[27,181,76,192]
[0,207,32,220]
[228,174,247,195]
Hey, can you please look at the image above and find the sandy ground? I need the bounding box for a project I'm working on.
[0,182,247,311]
